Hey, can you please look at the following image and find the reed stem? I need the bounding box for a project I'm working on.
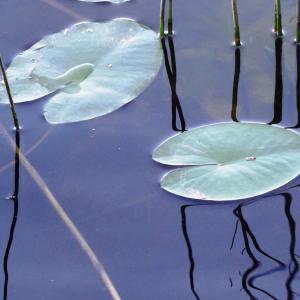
[0,57,20,131]
[297,0,300,43]
[274,0,283,36]
[160,0,166,37]
[231,0,241,46]
[168,0,173,35]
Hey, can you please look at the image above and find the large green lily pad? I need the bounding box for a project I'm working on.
[153,123,300,201]
[0,19,162,124]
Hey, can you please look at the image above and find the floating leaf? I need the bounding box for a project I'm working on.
[0,19,162,124]
[153,123,300,201]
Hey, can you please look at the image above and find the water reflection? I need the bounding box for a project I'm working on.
[2,129,20,300]
[288,45,300,128]
[180,194,300,299]
[269,37,283,125]
[231,37,285,124]
[181,205,200,300]
[233,203,285,300]
[283,193,299,299]
[161,36,186,132]
[231,47,241,122]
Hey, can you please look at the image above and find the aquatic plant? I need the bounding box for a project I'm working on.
[0,57,20,131]
[160,0,173,37]
[274,0,283,36]
[160,0,166,36]
[297,0,300,43]
[231,0,241,46]
[168,0,173,35]
[153,123,300,201]
[0,19,162,124]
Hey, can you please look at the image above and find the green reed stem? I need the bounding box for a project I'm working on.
[231,0,241,46]
[274,1,278,33]
[275,0,283,36]
[297,0,300,43]
[0,57,20,131]
[160,0,166,37]
[168,0,173,35]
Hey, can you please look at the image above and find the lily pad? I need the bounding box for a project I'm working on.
[153,123,300,201]
[0,19,162,124]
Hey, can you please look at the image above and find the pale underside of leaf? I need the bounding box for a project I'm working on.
[153,123,300,201]
[0,19,162,124]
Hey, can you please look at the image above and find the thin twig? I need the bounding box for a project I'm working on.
[0,122,122,300]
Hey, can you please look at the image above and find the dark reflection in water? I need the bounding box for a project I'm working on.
[161,36,186,132]
[3,130,20,300]
[282,193,299,300]
[233,204,285,300]
[180,205,200,300]
[288,45,300,129]
[269,37,283,125]
[231,37,284,125]
[180,197,299,299]
[231,47,241,123]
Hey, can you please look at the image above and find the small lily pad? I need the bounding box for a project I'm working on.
[153,123,300,201]
[0,19,162,124]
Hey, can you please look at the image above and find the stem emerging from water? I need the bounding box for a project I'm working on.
[274,0,283,36]
[231,0,241,46]
[168,0,173,35]
[160,0,166,37]
[297,0,300,43]
[0,57,20,131]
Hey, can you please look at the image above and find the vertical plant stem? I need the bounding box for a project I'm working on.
[297,0,300,43]
[0,57,20,131]
[160,0,166,37]
[168,0,173,35]
[275,0,283,36]
[231,0,241,46]
[274,1,278,33]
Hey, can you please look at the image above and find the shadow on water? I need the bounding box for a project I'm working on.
[2,129,20,300]
[161,36,186,132]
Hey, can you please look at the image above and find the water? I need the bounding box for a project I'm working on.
[0,0,299,299]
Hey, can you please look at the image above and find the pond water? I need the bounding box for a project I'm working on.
[0,0,300,299]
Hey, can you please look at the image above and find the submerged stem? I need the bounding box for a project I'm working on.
[231,0,241,46]
[0,57,20,131]
[160,0,166,37]
[168,0,173,35]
